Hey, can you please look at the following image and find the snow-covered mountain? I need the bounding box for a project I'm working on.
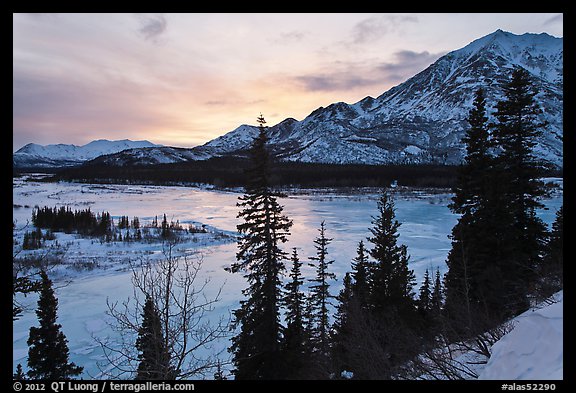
[193,29,562,167]
[13,139,161,168]
[87,146,210,166]
[15,30,563,170]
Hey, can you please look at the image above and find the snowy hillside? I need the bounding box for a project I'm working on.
[194,30,563,167]
[13,30,563,170]
[13,139,161,168]
[86,146,211,166]
[479,291,563,380]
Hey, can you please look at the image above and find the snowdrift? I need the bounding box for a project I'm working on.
[480,291,563,380]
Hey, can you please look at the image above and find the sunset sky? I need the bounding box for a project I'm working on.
[13,13,563,151]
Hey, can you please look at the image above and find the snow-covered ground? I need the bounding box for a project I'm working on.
[479,291,563,380]
[12,175,563,379]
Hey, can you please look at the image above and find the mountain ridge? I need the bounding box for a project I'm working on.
[13,139,161,168]
[14,30,563,169]
[192,29,562,167]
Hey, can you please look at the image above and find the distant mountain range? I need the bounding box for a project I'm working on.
[13,30,563,170]
[13,139,160,168]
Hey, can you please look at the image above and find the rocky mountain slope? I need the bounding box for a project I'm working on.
[193,29,562,167]
[14,30,563,169]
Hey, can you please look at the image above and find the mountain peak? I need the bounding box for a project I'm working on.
[192,29,562,168]
[463,29,561,55]
[14,139,162,168]
[14,31,563,170]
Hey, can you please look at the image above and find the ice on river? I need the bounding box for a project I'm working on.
[12,175,563,378]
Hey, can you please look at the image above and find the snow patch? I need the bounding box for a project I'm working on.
[479,292,563,380]
[403,145,423,155]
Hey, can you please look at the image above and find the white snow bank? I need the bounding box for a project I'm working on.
[479,291,563,380]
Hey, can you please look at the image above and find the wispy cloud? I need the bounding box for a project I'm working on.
[295,73,375,92]
[378,50,444,83]
[292,48,443,93]
[270,30,309,44]
[351,15,418,44]
[135,13,167,43]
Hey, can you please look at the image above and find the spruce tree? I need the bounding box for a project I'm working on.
[27,270,83,379]
[331,272,354,377]
[492,67,550,315]
[135,296,175,380]
[364,190,418,376]
[444,86,504,333]
[282,248,307,378]
[307,221,336,358]
[417,269,432,316]
[430,268,443,318]
[350,240,370,309]
[331,244,373,379]
[14,364,26,380]
[367,190,416,319]
[229,114,293,380]
[450,88,493,216]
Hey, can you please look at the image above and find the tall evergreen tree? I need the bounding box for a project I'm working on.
[450,87,493,216]
[367,190,416,319]
[330,272,354,377]
[430,268,443,318]
[135,296,175,380]
[350,240,370,309]
[417,269,432,316]
[363,190,418,377]
[229,115,293,380]
[331,243,375,379]
[444,86,506,334]
[27,270,83,379]
[491,67,550,314]
[307,221,336,358]
[282,248,307,378]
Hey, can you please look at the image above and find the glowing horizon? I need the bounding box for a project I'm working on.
[13,13,563,152]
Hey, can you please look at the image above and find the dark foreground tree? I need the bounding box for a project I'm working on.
[330,272,354,377]
[332,190,419,379]
[135,296,175,380]
[229,115,293,379]
[350,240,370,309]
[364,190,418,378]
[417,269,432,316]
[444,86,509,335]
[27,270,83,379]
[281,248,308,378]
[491,67,551,315]
[368,190,416,320]
[97,244,228,379]
[307,221,336,362]
[13,364,26,380]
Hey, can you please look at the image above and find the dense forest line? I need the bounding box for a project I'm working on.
[30,159,465,188]
[15,158,563,190]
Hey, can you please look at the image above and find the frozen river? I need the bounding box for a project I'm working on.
[12,176,563,378]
